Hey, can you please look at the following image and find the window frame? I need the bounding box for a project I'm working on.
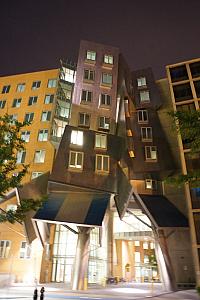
[99,116,110,130]
[44,94,54,104]
[95,133,107,149]
[84,69,95,81]
[141,127,153,141]
[78,112,90,127]
[0,240,11,258]
[95,154,110,173]
[47,79,57,88]
[32,81,41,90]
[145,146,157,161]
[137,110,148,123]
[28,96,38,106]
[16,150,26,164]
[81,90,92,103]
[21,131,30,142]
[101,73,112,85]
[31,172,43,179]
[41,111,51,122]
[0,100,6,108]
[86,50,96,61]
[38,129,48,142]
[104,54,114,65]
[145,179,157,190]
[2,85,10,94]
[19,241,31,259]
[16,83,25,93]
[70,130,83,146]
[34,149,46,163]
[139,90,150,102]
[24,112,34,123]
[137,77,147,87]
[69,151,84,170]
[12,98,22,108]
[100,94,111,106]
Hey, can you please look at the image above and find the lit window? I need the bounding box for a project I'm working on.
[0,240,11,258]
[127,130,132,136]
[140,90,150,102]
[34,150,46,163]
[38,129,48,141]
[79,113,90,127]
[16,83,25,92]
[84,69,95,81]
[86,50,96,61]
[28,96,38,106]
[150,242,155,249]
[2,85,10,94]
[60,67,76,83]
[31,172,43,179]
[32,81,41,90]
[41,111,51,121]
[137,77,146,87]
[44,94,54,104]
[134,241,140,246]
[141,127,152,141]
[47,79,57,88]
[143,242,148,249]
[100,94,111,106]
[145,179,157,190]
[19,241,31,259]
[71,130,83,146]
[145,146,157,161]
[144,255,149,264]
[135,252,140,263]
[99,116,110,130]
[24,112,34,123]
[102,73,112,85]
[69,151,84,169]
[104,54,113,65]
[12,98,21,108]
[96,154,109,173]
[16,151,26,164]
[81,90,92,102]
[0,100,6,109]
[129,150,135,158]
[137,110,148,123]
[95,134,107,149]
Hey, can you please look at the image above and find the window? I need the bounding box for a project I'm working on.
[21,131,30,142]
[143,242,149,249]
[144,255,149,264]
[137,110,148,123]
[81,90,92,102]
[32,81,41,90]
[38,129,48,141]
[86,50,96,61]
[100,94,111,106]
[12,98,21,108]
[102,73,112,85]
[145,179,157,190]
[31,172,43,179]
[16,83,25,92]
[47,79,57,88]
[95,134,107,149]
[141,127,152,141]
[0,240,11,258]
[0,100,6,109]
[79,113,90,127]
[9,114,18,124]
[99,116,110,130]
[145,146,157,161]
[34,150,46,163]
[19,241,31,259]
[2,85,10,94]
[69,151,84,169]
[41,111,51,121]
[24,112,34,122]
[104,54,113,65]
[134,241,140,246]
[28,96,38,106]
[140,90,150,102]
[71,130,83,146]
[135,252,140,263]
[137,77,146,87]
[84,69,95,81]
[96,154,109,173]
[44,94,54,104]
[16,151,26,164]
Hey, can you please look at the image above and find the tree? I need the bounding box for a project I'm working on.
[0,114,43,223]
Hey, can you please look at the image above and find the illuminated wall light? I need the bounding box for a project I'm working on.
[127,130,132,137]
[129,150,135,158]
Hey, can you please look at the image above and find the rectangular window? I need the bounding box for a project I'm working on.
[143,242,149,249]
[135,252,140,263]
[19,241,31,259]
[12,98,21,108]
[16,83,25,92]
[102,73,112,85]
[145,146,157,161]
[104,54,113,65]
[34,150,46,163]
[41,111,51,121]
[2,85,10,94]
[137,110,148,123]
[32,81,41,90]
[38,129,48,141]
[44,94,54,104]
[71,130,83,146]
[134,241,140,246]
[69,151,84,169]
[100,94,111,106]
[0,100,6,109]
[145,179,157,190]
[9,114,18,124]
[86,50,96,61]
[79,113,90,127]
[0,240,11,258]
[137,77,147,87]
[140,90,150,102]
[99,116,110,130]
[28,96,38,106]
[95,134,107,149]
[31,172,43,179]
[141,127,152,141]
[24,112,34,123]
[21,131,30,142]
[81,90,92,102]
[96,154,109,173]
[16,151,26,164]
[84,69,95,81]
[47,79,57,88]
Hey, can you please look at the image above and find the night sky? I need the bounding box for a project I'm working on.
[1,0,200,79]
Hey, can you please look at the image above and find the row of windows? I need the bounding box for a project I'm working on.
[0,240,31,259]
[69,152,110,172]
[9,111,52,123]
[78,113,110,130]
[1,79,57,94]
[86,51,114,65]
[83,69,113,85]
[0,94,54,109]
[81,90,111,105]
[21,129,48,143]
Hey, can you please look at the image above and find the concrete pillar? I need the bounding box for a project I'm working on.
[72,226,91,290]
[107,210,114,277]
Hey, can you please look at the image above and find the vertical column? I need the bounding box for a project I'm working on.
[107,209,114,277]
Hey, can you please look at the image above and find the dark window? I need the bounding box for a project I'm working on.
[170,65,188,82]
[176,103,196,112]
[0,100,6,109]
[102,73,112,85]
[194,80,200,98]
[24,113,34,122]
[99,116,110,130]
[185,152,200,172]
[84,69,95,81]
[100,94,111,106]
[28,96,38,106]
[79,113,90,127]
[173,83,193,102]
[190,62,200,78]
[137,110,148,123]
[81,90,92,102]
[193,213,200,244]
[2,85,10,94]
[12,98,21,108]
[32,81,41,90]
[44,94,54,104]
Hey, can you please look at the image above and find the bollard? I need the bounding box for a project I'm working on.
[40,287,45,300]
[33,288,38,300]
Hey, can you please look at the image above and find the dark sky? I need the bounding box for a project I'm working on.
[1,0,200,79]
